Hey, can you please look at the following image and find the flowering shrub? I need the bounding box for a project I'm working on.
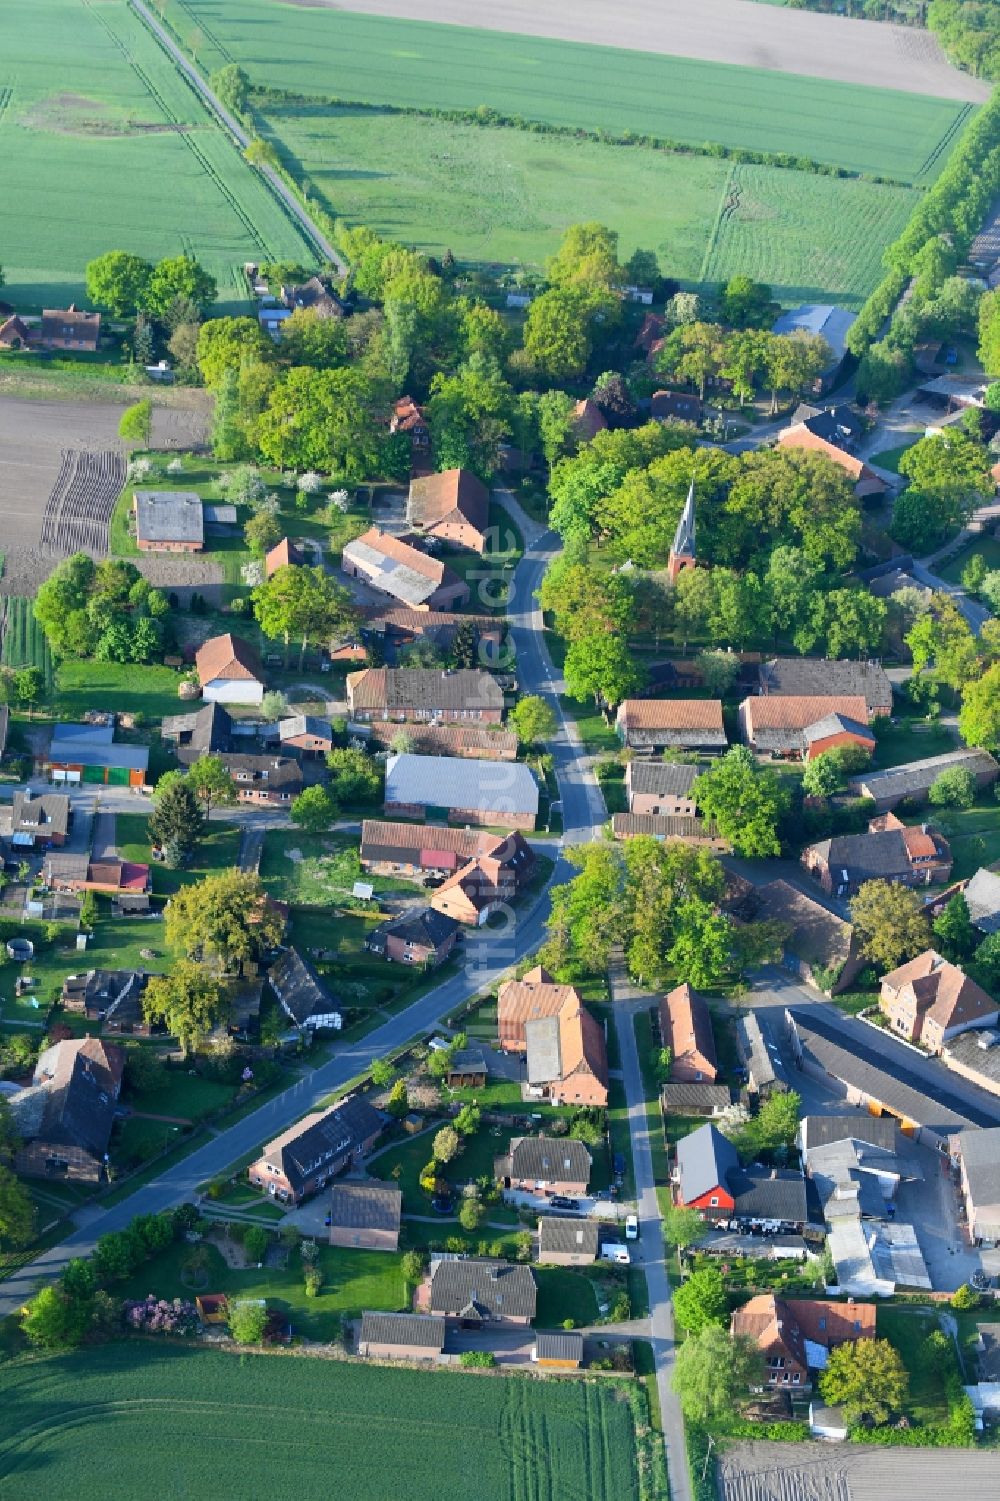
[297,471,324,494]
[123,1296,199,1336]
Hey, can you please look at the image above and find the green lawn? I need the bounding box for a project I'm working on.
[1,0,315,311]
[260,832,412,908]
[916,797,1000,880]
[0,914,172,1020]
[51,660,186,723]
[871,718,956,769]
[869,439,920,474]
[125,1068,236,1122]
[534,1265,601,1327]
[0,1344,640,1500]
[938,535,1000,585]
[559,697,622,756]
[875,1304,952,1427]
[116,812,241,898]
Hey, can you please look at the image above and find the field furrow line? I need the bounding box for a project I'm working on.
[698,159,737,285]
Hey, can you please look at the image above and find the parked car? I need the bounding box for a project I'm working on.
[549,1195,579,1211]
[601,1243,630,1265]
[625,1215,639,1241]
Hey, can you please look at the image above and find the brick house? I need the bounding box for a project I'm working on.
[45,854,151,910]
[364,907,459,967]
[264,537,305,577]
[659,983,718,1083]
[537,1216,600,1266]
[610,813,730,850]
[496,1136,592,1197]
[195,634,265,707]
[429,850,529,927]
[60,968,153,1033]
[756,657,893,718]
[362,606,504,665]
[390,394,431,469]
[358,1311,445,1359]
[217,752,303,806]
[11,1037,124,1182]
[571,398,607,441]
[879,951,999,1053]
[133,491,204,553]
[248,1095,383,1204]
[346,666,504,723]
[738,695,874,760]
[0,316,33,350]
[38,304,100,352]
[429,1257,537,1325]
[275,714,334,758]
[342,527,470,611]
[497,966,582,1052]
[849,749,1000,812]
[731,1294,876,1391]
[674,1122,807,1225]
[360,820,533,886]
[384,753,539,830]
[616,699,727,753]
[407,468,490,553]
[802,816,952,897]
[327,1181,401,1251]
[525,997,608,1108]
[626,760,699,817]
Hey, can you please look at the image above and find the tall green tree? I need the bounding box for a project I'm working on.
[0,1163,33,1250]
[545,222,622,292]
[187,755,238,818]
[142,960,225,1055]
[672,1266,728,1334]
[290,784,338,832]
[196,316,272,390]
[509,695,558,746]
[819,1338,909,1427]
[692,748,789,858]
[522,288,594,382]
[164,869,285,973]
[147,255,217,319]
[148,778,204,866]
[850,880,931,971]
[253,564,357,670]
[672,1326,764,1423]
[960,661,1000,749]
[933,893,977,961]
[251,366,384,478]
[85,250,153,317]
[563,630,642,710]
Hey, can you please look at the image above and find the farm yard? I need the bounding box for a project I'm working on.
[1,0,316,311]
[0,1344,641,1500]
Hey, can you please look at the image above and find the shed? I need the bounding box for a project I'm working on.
[446,1047,489,1089]
[328,1181,402,1251]
[533,1330,583,1368]
[133,491,204,552]
[808,1402,848,1440]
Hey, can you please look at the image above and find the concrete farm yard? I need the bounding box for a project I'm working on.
[168,0,969,297]
[1,0,314,310]
[0,1345,641,1501]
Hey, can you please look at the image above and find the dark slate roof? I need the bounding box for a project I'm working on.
[538,1216,600,1259]
[503,1135,592,1186]
[429,1257,537,1320]
[328,1180,401,1233]
[263,1096,384,1196]
[628,761,700,798]
[850,750,999,803]
[62,968,149,1024]
[787,1008,998,1132]
[269,947,340,1027]
[802,713,875,746]
[535,1330,584,1361]
[162,701,235,763]
[218,752,303,793]
[800,1115,899,1152]
[806,829,925,884]
[675,1122,739,1203]
[12,1038,122,1160]
[12,790,70,837]
[661,1081,732,1114]
[790,404,863,447]
[447,1046,489,1075]
[758,658,892,713]
[728,1167,808,1223]
[366,907,459,953]
[359,1311,445,1351]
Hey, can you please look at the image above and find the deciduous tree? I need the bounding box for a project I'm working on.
[819,1338,909,1426]
[509,695,557,746]
[672,1326,763,1423]
[164,869,285,973]
[187,755,237,818]
[253,564,358,670]
[850,880,931,971]
[672,1266,728,1334]
[142,960,225,1055]
[290,784,338,833]
[0,1163,33,1249]
[960,661,1000,749]
[85,250,153,317]
[692,748,789,858]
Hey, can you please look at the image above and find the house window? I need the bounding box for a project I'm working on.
[792,1372,801,1385]
[709,1196,719,1207]
[818,1317,826,1331]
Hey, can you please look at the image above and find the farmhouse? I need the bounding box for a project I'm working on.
[738,694,873,759]
[346,666,504,723]
[571,398,607,441]
[952,1128,1000,1245]
[358,1311,445,1360]
[61,968,151,1032]
[616,698,727,752]
[848,748,1000,811]
[217,752,302,805]
[10,790,71,849]
[359,820,532,885]
[879,951,998,1053]
[0,316,33,350]
[264,537,304,576]
[610,813,729,849]
[362,604,503,660]
[496,1136,592,1196]
[731,1295,875,1391]
[390,395,431,469]
[771,304,856,390]
[801,819,952,897]
[364,907,459,967]
[38,304,100,352]
[248,1095,383,1204]
[429,854,522,927]
[661,1081,732,1117]
[537,1216,600,1266]
[777,425,889,499]
[407,468,490,553]
[756,657,892,717]
[133,491,204,553]
[10,1036,124,1182]
[282,275,345,321]
[161,702,235,766]
[674,1122,807,1225]
[42,722,149,789]
[651,389,702,424]
[659,984,717,1083]
[362,721,519,761]
[625,760,699,816]
[342,527,470,610]
[269,947,342,1033]
[429,1257,537,1326]
[384,752,538,829]
[327,1181,402,1252]
[524,995,609,1108]
[275,715,334,757]
[195,633,265,706]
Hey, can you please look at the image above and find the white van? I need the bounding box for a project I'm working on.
[601,1243,630,1265]
[625,1215,639,1241]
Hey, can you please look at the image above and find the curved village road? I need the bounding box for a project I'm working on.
[128,0,346,273]
[0,496,691,1501]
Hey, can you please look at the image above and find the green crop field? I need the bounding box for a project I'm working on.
[0,1344,640,1500]
[0,596,54,689]
[2,0,315,310]
[700,162,920,306]
[176,0,969,183]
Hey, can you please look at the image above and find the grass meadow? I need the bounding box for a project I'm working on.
[2,0,315,310]
[177,0,969,182]
[0,1344,641,1500]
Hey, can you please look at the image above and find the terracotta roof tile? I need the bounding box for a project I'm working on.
[618,699,724,731]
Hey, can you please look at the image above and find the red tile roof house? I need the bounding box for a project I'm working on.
[264,537,304,577]
[10,1036,124,1182]
[195,633,266,707]
[430,853,524,928]
[406,468,490,554]
[616,698,728,753]
[571,398,608,442]
[879,951,999,1054]
[659,983,718,1083]
[248,1095,383,1205]
[390,394,431,471]
[801,816,952,898]
[37,304,101,352]
[362,604,504,659]
[44,853,151,902]
[777,423,890,501]
[359,820,534,887]
[497,966,581,1051]
[731,1295,875,1392]
[133,490,204,553]
[346,666,505,724]
[524,995,609,1108]
[738,694,874,761]
[495,1135,593,1197]
[0,315,34,351]
[342,526,470,611]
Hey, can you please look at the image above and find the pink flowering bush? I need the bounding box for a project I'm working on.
[123,1296,199,1336]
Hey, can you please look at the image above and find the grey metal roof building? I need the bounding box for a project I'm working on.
[963,867,1000,934]
[675,1122,739,1204]
[627,761,700,798]
[429,1257,536,1322]
[328,1181,401,1236]
[359,1311,445,1353]
[500,1135,592,1186]
[538,1216,600,1260]
[269,948,342,1031]
[534,1330,584,1363]
[162,702,235,766]
[799,1114,898,1153]
[849,748,999,809]
[385,753,539,818]
[736,1012,786,1093]
[133,490,204,546]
